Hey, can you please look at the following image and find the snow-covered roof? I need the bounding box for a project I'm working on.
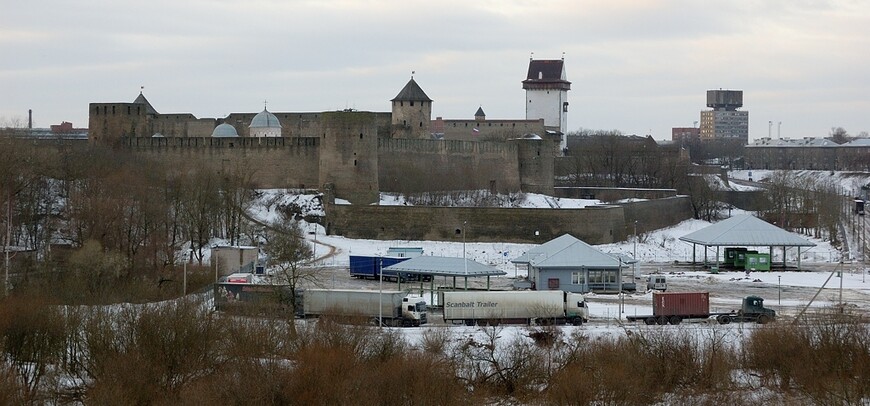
[679,214,816,247]
[512,234,623,269]
[748,137,839,147]
[382,256,505,277]
[843,138,870,147]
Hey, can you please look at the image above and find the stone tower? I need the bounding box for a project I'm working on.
[391,77,432,138]
[511,135,555,195]
[88,91,156,146]
[319,111,380,205]
[523,58,571,151]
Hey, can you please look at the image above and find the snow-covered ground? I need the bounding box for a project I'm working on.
[240,182,870,320]
[730,169,870,194]
[307,214,840,270]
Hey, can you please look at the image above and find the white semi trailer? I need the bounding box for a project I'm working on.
[300,289,428,327]
[442,290,589,326]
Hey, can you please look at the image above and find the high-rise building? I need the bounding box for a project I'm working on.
[700,90,748,143]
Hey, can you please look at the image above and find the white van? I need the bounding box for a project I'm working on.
[646,275,667,291]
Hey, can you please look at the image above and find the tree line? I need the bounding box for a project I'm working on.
[0,137,263,303]
[0,294,868,404]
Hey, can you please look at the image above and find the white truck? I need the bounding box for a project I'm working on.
[299,289,428,327]
[442,290,589,326]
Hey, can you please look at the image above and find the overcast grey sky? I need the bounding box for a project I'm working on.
[2,0,868,140]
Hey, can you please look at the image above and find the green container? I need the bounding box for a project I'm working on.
[734,250,757,268]
[744,252,771,271]
[724,247,748,267]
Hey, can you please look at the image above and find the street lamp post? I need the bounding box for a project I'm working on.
[633,221,638,280]
[778,275,781,305]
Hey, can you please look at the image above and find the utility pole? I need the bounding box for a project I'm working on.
[463,221,468,290]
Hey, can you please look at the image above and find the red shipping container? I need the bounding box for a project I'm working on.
[653,292,709,317]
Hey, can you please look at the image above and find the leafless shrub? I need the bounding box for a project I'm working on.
[0,294,67,404]
[743,312,870,404]
[420,326,451,355]
[546,328,737,405]
[80,297,223,404]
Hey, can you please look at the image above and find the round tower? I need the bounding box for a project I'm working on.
[511,135,555,195]
[319,111,379,205]
[390,77,432,139]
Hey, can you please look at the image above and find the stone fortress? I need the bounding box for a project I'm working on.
[88,58,694,243]
[89,59,575,206]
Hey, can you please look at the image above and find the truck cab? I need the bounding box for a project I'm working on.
[740,295,776,323]
[565,292,589,324]
[401,296,428,326]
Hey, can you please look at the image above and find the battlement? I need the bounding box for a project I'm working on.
[123,136,320,149]
[378,137,516,155]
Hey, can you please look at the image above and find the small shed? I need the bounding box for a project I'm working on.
[679,214,816,270]
[213,246,259,277]
[386,247,424,258]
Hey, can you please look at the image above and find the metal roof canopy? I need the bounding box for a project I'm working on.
[383,256,506,277]
[678,214,816,269]
[383,255,506,293]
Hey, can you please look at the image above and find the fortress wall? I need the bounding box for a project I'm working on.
[616,196,694,236]
[437,119,545,141]
[555,187,679,201]
[151,115,212,137]
[223,111,392,138]
[125,137,321,189]
[326,204,626,244]
[377,138,522,193]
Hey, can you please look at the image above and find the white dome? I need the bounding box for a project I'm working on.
[212,123,239,137]
[250,109,281,128]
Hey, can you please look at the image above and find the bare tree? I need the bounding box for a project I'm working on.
[264,215,315,321]
[830,127,850,144]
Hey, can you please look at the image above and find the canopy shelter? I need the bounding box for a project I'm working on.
[679,214,816,270]
[383,256,507,304]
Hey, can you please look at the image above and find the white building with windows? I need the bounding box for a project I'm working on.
[512,234,627,294]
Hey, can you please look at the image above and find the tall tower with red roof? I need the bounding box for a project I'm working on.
[523,57,571,151]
